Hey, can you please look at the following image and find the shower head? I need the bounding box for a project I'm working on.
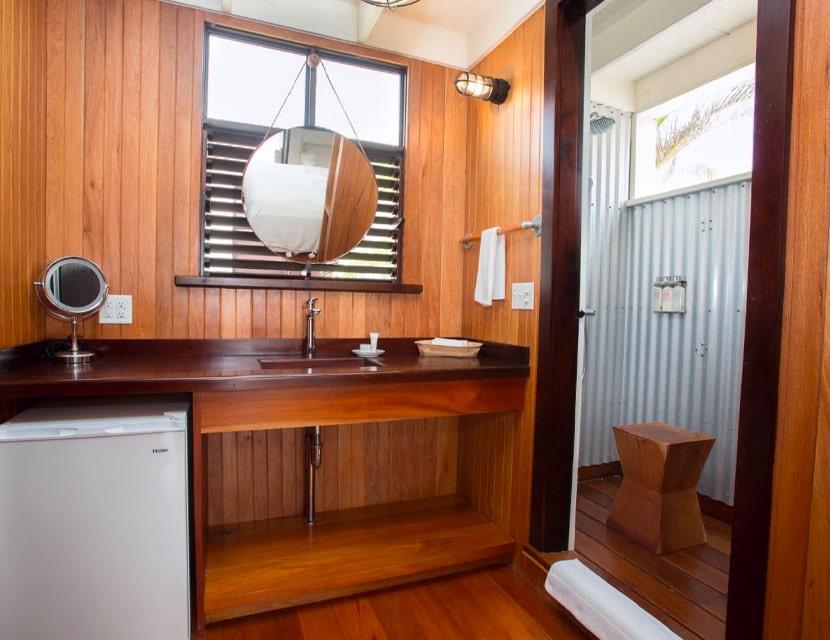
[589,111,616,135]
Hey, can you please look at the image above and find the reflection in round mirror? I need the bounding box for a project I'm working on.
[241,126,378,264]
[34,256,109,365]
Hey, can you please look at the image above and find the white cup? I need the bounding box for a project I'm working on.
[369,332,379,352]
[359,343,373,353]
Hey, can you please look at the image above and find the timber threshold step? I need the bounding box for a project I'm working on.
[204,496,515,623]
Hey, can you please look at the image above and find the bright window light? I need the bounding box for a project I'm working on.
[315,58,402,147]
[633,64,755,198]
[206,35,306,130]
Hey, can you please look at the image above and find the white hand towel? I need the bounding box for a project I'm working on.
[474,227,505,307]
[431,338,468,347]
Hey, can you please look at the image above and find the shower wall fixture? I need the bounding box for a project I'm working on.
[589,111,616,135]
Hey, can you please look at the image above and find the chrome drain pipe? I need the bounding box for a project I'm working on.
[305,425,323,524]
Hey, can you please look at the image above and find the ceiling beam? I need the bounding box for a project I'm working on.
[635,19,756,112]
[356,4,383,43]
[211,0,361,42]
[591,0,712,73]
[361,13,468,69]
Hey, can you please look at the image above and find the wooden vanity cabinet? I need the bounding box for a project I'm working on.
[0,339,529,638]
[193,376,524,630]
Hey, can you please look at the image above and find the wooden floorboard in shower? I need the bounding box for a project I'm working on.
[574,476,730,640]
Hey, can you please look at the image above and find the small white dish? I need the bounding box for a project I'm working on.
[352,349,385,357]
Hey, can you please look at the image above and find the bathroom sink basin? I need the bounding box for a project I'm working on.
[258,355,381,370]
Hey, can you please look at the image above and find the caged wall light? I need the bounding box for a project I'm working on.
[453,72,511,105]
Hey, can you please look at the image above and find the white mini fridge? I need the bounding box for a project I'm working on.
[0,398,191,640]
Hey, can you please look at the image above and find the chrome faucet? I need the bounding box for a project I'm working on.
[304,297,321,358]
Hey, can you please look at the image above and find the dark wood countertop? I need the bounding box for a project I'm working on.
[0,338,530,399]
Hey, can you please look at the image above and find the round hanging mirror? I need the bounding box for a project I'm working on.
[34,256,109,364]
[241,126,378,263]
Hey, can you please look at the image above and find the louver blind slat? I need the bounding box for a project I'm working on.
[202,126,403,282]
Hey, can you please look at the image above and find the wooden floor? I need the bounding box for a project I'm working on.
[574,476,731,640]
[205,565,594,639]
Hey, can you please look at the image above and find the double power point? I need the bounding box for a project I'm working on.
[99,295,133,324]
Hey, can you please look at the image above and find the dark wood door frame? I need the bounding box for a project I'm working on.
[529,1,795,638]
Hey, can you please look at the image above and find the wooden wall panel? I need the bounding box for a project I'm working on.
[458,9,544,549]
[42,0,467,525]
[205,418,458,526]
[42,0,465,343]
[765,0,830,636]
[1,0,46,349]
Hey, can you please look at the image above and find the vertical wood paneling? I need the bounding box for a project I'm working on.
[100,0,123,340]
[63,1,83,258]
[43,0,65,341]
[155,2,177,339]
[806,345,830,639]
[764,0,830,636]
[458,10,544,550]
[137,1,159,338]
[82,0,105,273]
[1,0,45,349]
[117,0,141,339]
[173,8,196,338]
[39,0,465,524]
[440,68,468,335]
[204,419,458,526]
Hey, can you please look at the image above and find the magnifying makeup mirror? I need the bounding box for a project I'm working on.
[34,256,109,364]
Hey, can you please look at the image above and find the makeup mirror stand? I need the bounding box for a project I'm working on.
[34,256,109,365]
[56,317,96,365]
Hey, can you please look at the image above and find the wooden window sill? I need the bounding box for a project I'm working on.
[174,275,423,294]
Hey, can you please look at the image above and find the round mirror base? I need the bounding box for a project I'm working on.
[53,350,96,365]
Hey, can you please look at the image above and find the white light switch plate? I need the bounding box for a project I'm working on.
[511,282,534,310]
[99,294,133,324]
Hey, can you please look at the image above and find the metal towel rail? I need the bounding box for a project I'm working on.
[459,214,542,249]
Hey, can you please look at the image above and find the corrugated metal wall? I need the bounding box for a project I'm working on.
[578,104,751,504]
[578,104,632,475]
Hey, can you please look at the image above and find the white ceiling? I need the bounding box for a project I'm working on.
[591,0,757,81]
[171,0,543,69]
[171,0,756,76]
[590,0,757,111]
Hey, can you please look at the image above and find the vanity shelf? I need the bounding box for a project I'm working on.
[204,496,515,623]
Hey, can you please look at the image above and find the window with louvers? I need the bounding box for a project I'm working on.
[202,125,403,281]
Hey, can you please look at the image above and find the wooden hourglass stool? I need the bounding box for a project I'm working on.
[606,422,715,555]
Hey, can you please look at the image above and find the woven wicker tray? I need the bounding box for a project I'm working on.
[415,340,483,358]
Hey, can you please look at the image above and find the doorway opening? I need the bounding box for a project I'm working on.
[529,1,793,638]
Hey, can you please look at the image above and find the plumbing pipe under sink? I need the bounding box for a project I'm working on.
[306,425,323,524]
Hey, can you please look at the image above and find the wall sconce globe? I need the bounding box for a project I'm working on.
[359,0,422,8]
[453,72,510,105]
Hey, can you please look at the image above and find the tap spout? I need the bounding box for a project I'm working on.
[304,297,321,358]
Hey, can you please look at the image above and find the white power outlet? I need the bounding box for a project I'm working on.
[511,282,534,310]
[99,294,133,324]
